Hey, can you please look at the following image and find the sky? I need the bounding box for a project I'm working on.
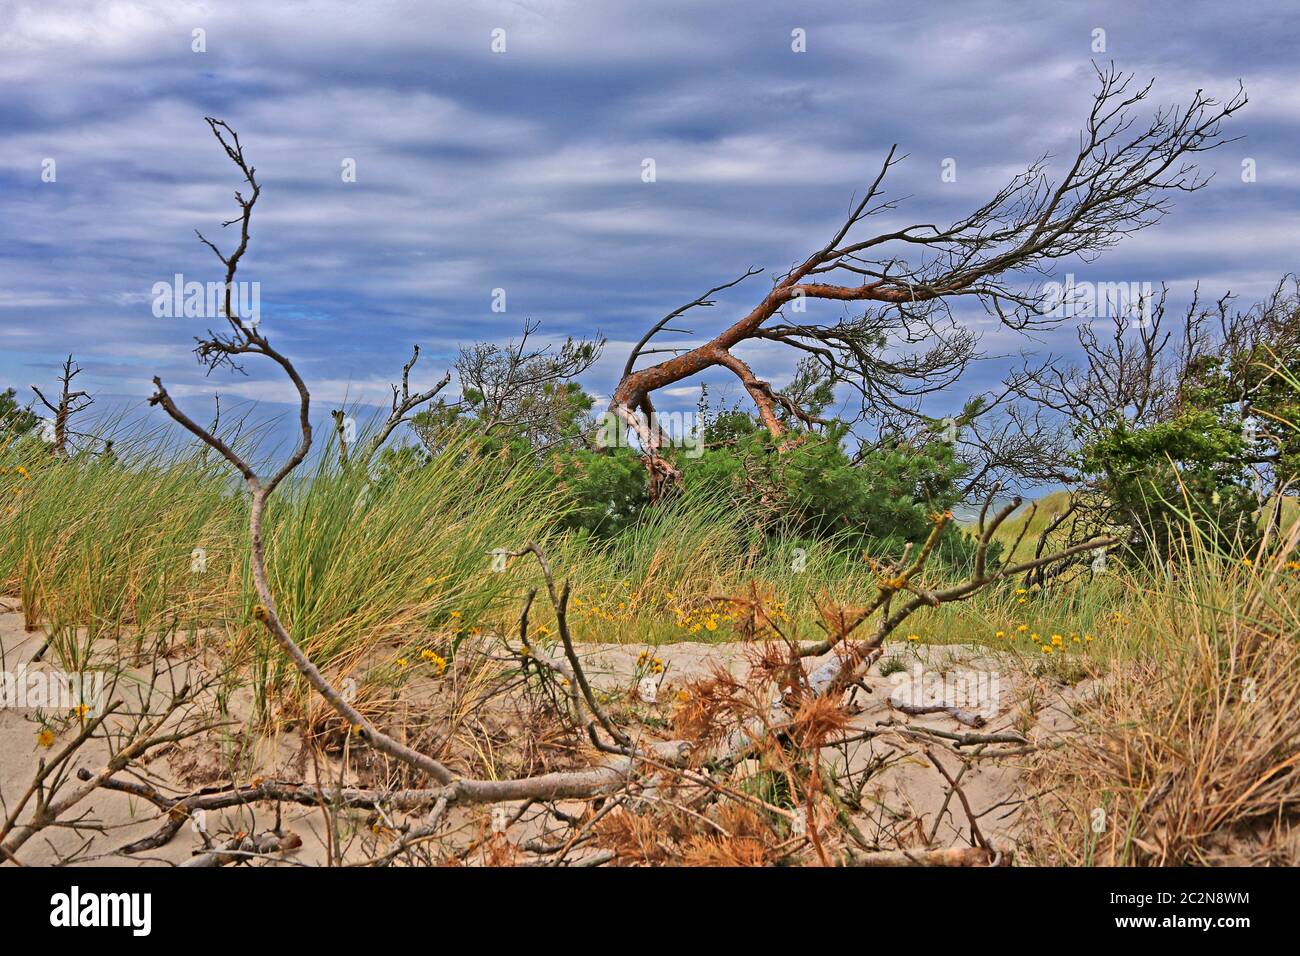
[0,0,1296,443]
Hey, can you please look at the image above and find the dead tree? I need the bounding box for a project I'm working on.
[149,118,688,804]
[30,355,93,457]
[1011,275,1300,560]
[609,66,1245,497]
[329,408,350,464]
[413,320,603,458]
[366,345,452,459]
[333,344,452,465]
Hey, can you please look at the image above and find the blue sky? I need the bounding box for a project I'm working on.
[1,0,1296,439]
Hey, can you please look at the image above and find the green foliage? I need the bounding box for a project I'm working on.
[1227,343,1300,486]
[685,423,964,543]
[1082,356,1296,559]
[551,444,648,536]
[550,411,975,566]
[412,379,594,460]
[0,387,37,437]
[775,357,836,427]
[1082,409,1257,557]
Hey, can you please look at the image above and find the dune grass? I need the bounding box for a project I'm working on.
[971,490,1074,548]
[3,428,1297,725]
[1024,530,1300,864]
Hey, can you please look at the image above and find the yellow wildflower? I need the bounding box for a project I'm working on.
[420,649,448,676]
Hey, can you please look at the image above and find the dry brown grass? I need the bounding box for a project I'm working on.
[1023,547,1300,865]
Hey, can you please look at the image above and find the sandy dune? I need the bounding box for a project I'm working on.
[1,601,1083,866]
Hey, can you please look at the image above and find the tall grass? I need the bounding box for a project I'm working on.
[1024,524,1300,865]
[0,431,240,654]
[4,421,1295,737]
[0,429,558,706]
[0,428,1178,667]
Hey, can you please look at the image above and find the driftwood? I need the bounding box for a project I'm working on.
[147,119,691,815]
[183,830,303,868]
[838,846,1007,867]
[891,702,987,728]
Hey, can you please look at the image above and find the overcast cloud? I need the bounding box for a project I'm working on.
[1,1,1295,435]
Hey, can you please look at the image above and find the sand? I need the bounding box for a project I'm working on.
[0,600,1086,866]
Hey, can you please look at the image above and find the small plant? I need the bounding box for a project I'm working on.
[878,656,907,678]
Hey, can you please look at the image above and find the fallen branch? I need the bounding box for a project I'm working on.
[182,830,303,868]
[836,846,1008,867]
[892,702,987,728]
